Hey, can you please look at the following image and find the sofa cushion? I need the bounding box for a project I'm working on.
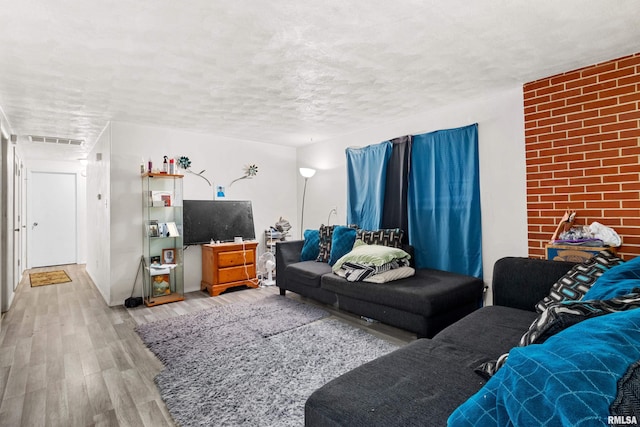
[535,249,622,313]
[284,261,333,289]
[300,229,320,261]
[582,255,640,300]
[321,268,483,318]
[449,308,640,426]
[433,306,537,358]
[327,226,357,266]
[492,257,576,311]
[305,338,488,427]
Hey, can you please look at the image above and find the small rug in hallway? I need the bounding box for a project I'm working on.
[136,295,400,427]
[29,270,71,287]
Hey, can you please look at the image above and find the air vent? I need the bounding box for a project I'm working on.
[29,135,84,146]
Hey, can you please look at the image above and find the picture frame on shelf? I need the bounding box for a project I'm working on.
[148,220,159,237]
[150,255,161,266]
[152,274,171,297]
[150,190,173,207]
[162,248,176,264]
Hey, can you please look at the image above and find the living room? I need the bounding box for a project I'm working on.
[1,1,640,425]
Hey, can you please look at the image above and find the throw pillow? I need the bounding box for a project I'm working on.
[299,229,320,261]
[452,308,640,426]
[521,292,640,347]
[535,249,623,313]
[316,225,336,263]
[357,228,404,248]
[328,226,358,266]
[331,241,411,271]
[582,255,640,301]
[316,224,357,263]
[476,292,640,380]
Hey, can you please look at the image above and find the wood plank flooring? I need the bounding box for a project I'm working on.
[0,264,414,426]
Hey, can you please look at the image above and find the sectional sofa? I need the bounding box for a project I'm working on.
[305,252,640,426]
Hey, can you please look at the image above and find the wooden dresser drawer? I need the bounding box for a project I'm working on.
[217,249,255,267]
[219,264,257,283]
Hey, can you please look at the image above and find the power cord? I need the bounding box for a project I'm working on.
[240,239,260,287]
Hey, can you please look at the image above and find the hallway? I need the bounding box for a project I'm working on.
[0,264,175,426]
[0,263,278,427]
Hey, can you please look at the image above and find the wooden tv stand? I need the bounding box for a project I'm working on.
[201,241,259,296]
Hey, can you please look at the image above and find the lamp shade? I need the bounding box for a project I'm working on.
[299,167,316,178]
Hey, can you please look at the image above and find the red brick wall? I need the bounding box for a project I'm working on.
[524,53,640,260]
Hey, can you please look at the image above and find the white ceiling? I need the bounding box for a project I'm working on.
[1,0,640,160]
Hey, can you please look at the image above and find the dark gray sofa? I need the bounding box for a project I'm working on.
[276,240,485,338]
[305,256,576,426]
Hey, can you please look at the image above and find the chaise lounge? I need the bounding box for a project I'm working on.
[276,237,485,338]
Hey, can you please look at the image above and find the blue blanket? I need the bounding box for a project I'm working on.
[448,308,640,426]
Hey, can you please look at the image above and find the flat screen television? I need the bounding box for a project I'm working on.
[183,200,256,245]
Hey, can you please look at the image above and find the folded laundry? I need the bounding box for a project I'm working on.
[553,238,604,246]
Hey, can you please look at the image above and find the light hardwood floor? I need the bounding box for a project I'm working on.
[0,264,414,426]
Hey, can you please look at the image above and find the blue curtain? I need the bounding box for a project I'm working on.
[346,141,393,229]
[408,124,482,278]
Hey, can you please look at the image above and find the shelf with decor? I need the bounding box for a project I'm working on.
[264,229,287,254]
[141,173,185,307]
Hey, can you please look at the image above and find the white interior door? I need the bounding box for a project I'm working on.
[29,172,77,267]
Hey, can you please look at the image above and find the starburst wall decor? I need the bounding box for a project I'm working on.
[176,155,211,186]
[230,164,259,186]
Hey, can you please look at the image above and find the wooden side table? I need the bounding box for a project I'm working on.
[201,241,259,296]
[545,244,616,263]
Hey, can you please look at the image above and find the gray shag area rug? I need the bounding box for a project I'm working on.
[136,295,399,427]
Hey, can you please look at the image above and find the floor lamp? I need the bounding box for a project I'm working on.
[299,167,316,238]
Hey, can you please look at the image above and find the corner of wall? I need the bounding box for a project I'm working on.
[86,122,112,304]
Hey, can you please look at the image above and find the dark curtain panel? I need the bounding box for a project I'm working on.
[381,136,411,241]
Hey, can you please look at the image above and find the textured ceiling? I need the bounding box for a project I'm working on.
[1,0,640,160]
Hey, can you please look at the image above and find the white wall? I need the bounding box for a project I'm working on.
[86,123,112,303]
[104,122,297,306]
[296,86,529,301]
[0,134,9,314]
[0,116,23,315]
[84,87,527,306]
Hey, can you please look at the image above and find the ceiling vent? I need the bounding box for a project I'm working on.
[29,135,84,146]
